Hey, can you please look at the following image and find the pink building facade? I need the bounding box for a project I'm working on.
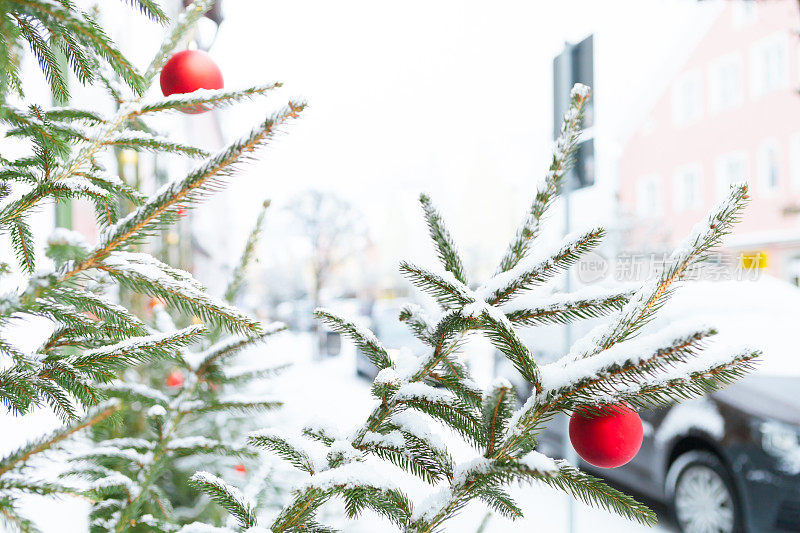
[618,1,800,285]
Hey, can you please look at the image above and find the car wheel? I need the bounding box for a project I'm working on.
[666,450,743,533]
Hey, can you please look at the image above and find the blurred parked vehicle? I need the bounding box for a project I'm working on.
[275,299,316,332]
[355,299,427,380]
[510,277,800,533]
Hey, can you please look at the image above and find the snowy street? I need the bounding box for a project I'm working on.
[264,333,676,533]
[0,330,675,533]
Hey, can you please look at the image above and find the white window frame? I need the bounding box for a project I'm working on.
[757,139,781,196]
[671,70,704,126]
[732,0,758,28]
[789,256,800,287]
[636,175,662,218]
[790,132,800,192]
[708,52,744,113]
[797,39,800,88]
[672,164,703,212]
[750,33,789,98]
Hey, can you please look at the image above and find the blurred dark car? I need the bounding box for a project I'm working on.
[509,278,800,533]
[355,299,427,380]
[536,376,800,533]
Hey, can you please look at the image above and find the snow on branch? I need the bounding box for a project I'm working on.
[300,461,400,492]
[187,398,282,415]
[62,102,305,282]
[501,285,633,327]
[189,322,286,373]
[177,523,237,533]
[302,419,351,446]
[399,303,436,345]
[97,381,169,405]
[102,130,208,158]
[315,308,392,370]
[478,226,604,305]
[540,321,719,395]
[99,252,261,334]
[482,378,514,455]
[495,83,591,274]
[44,286,147,335]
[47,227,89,251]
[534,459,656,526]
[607,343,759,410]
[296,460,413,528]
[571,183,750,359]
[67,325,205,375]
[0,400,119,477]
[399,262,473,309]
[189,471,256,530]
[133,84,283,115]
[395,382,454,405]
[419,193,466,284]
[247,429,326,474]
[70,446,150,467]
[389,410,448,453]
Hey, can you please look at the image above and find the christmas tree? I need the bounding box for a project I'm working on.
[71,200,290,532]
[192,85,759,532]
[0,0,300,529]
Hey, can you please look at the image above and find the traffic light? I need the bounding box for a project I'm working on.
[553,35,594,189]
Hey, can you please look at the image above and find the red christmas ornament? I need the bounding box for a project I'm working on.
[159,50,224,113]
[176,205,188,218]
[148,296,166,309]
[166,370,184,388]
[234,464,247,475]
[568,403,643,468]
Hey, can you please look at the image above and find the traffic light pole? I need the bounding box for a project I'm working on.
[555,39,578,533]
[562,183,577,533]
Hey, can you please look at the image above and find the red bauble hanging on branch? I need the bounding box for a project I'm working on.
[166,370,184,388]
[159,50,224,113]
[568,403,643,468]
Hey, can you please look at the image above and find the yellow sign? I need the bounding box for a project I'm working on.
[739,251,768,269]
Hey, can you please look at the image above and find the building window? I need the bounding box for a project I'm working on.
[789,256,800,287]
[757,139,780,194]
[751,34,788,97]
[732,0,758,28]
[715,151,749,197]
[636,175,661,217]
[672,70,703,126]
[708,53,743,112]
[673,165,702,212]
[790,132,800,192]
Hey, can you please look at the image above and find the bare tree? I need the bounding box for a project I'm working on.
[286,190,367,356]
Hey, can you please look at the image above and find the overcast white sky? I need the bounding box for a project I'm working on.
[86,0,723,284]
[190,0,719,274]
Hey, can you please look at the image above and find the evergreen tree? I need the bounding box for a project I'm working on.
[66,201,288,532]
[0,0,301,528]
[193,85,759,532]
[0,401,119,531]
